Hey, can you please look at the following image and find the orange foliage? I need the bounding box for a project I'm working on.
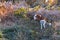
[0,6,7,17]
[49,0,56,5]
[45,0,57,6]
[0,5,14,17]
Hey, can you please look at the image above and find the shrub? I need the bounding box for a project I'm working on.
[0,31,3,38]
[56,30,60,35]
[34,5,40,11]
[14,7,27,18]
[56,7,60,10]
[45,5,51,10]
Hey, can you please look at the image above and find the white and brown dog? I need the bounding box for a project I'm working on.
[34,14,49,29]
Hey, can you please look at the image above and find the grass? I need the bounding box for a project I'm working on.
[0,17,55,40]
[0,9,56,40]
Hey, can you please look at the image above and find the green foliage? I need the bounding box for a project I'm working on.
[2,26,20,40]
[43,27,55,36]
[14,8,27,14]
[0,17,55,40]
[0,31,3,38]
[45,5,51,10]
[14,7,27,18]
[34,5,40,11]
[56,30,60,35]
[56,7,60,10]
[45,5,60,10]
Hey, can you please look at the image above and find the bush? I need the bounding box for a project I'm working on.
[45,5,51,10]
[34,5,40,11]
[14,7,27,18]
[56,30,60,35]
[0,17,55,40]
[0,31,3,38]
[56,7,60,10]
